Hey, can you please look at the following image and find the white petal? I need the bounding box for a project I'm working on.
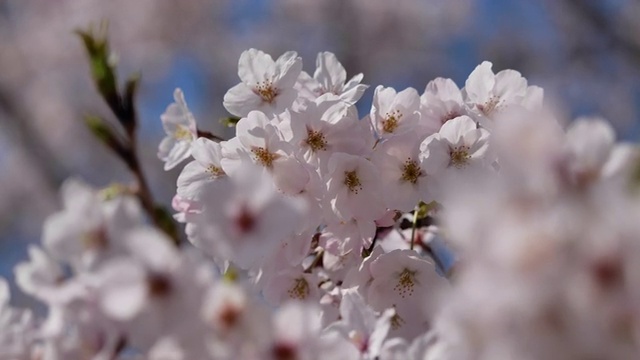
[237,48,275,85]
[223,82,263,117]
[464,61,495,104]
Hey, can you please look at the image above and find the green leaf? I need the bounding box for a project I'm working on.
[76,24,118,110]
[77,23,140,135]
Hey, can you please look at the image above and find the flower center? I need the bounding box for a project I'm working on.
[217,302,243,330]
[255,80,279,103]
[344,170,363,194]
[251,147,279,168]
[148,273,172,298]
[441,111,461,125]
[477,96,500,116]
[449,146,471,168]
[393,268,418,298]
[234,206,256,234]
[390,312,406,330]
[272,343,298,360]
[287,277,310,300]
[206,164,225,178]
[382,110,403,133]
[173,125,192,140]
[401,159,422,184]
[81,227,108,251]
[305,129,327,152]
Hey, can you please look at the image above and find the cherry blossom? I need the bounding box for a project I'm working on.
[190,166,307,269]
[7,48,640,359]
[367,249,448,339]
[419,115,493,193]
[296,52,368,105]
[223,49,302,117]
[222,110,310,195]
[282,97,370,173]
[370,85,422,138]
[158,88,198,170]
[176,138,228,201]
[42,179,144,271]
[325,152,386,222]
[325,289,394,359]
[420,77,469,134]
[464,61,543,128]
[372,132,439,211]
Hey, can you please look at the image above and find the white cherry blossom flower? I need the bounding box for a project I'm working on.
[420,77,469,135]
[564,117,637,186]
[261,302,324,360]
[325,152,386,222]
[223,49,302,117]
[97,228,212,350]
[325,289,394,359]
[192,166,308,269]
[262,266,322,305]
[14,246,85,305]
[464,61,543,128]
[370,85,422,138]
[296,52,368,105]
[158,88,198,170]
[177,138,228,201]
[367,249,448,339]
[322,217,377,256]
[201,281,270,359]
[372,132,439,212]
[282,97,370,174]
[419,115,493,190]
[260,231,315,276]
[42,179,144,271]
[321,236,362,283]
[222,110,310,195]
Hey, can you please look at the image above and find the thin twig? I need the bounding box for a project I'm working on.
[197,129,225,142]
[409,206,419,250]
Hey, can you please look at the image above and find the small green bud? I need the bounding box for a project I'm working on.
[77,22,140,136]
[98,183,131,201]
[416,201,438,219]
[220,116,241,128]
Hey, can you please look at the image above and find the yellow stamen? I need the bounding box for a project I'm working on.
[477,96,500,116]
[255,80,279,103]
[287,277,310,300]
[251,147,279,168]
[305,129,327,152]
[381,110,403,133]
[206,164,225,178]
[344,170,362,194]
[449,146,471,168]
[401,159,422,184]
[174,125,192,140]
[393,268,418,299]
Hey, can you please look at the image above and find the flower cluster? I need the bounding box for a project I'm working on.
[4,49,640,359]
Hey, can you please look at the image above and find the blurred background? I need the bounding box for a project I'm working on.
[1,0,640,297]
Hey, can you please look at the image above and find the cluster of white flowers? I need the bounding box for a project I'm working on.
[4,49,640,359]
